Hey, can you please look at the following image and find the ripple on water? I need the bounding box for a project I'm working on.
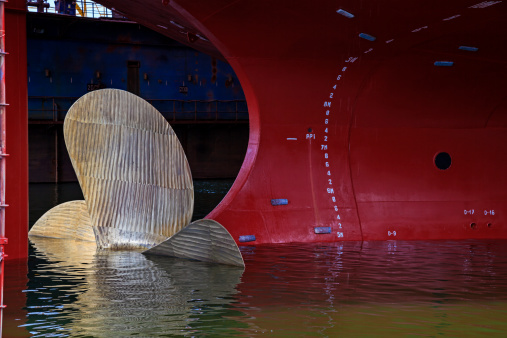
[17,238,507,336]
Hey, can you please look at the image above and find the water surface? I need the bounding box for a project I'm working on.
[3,183,507,336]
[4,239,504,336]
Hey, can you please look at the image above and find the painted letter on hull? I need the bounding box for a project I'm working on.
[94,0,507,244]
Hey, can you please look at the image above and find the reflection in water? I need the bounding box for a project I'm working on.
[236,241,507,336]
[22,239,507,336]
[26,237,244,336]
[21,184,507,336]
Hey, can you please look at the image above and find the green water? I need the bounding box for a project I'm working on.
[7,240,507,337]
[2,182,506,337]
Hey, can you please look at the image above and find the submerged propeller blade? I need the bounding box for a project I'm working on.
[144,219,245,267]
[64,89,193,250]
[29,200,95,242]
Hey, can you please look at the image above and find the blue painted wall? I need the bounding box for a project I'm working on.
[27,13,245,119]
[27,13,249,182]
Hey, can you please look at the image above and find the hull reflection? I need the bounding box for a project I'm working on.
[239,240,507,304]
[234,240,507,335]
[22,238,507,336]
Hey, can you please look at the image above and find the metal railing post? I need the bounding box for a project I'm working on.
[52,97,56,121]
[53,98,58,183]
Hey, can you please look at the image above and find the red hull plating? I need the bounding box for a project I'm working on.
[5,0,28,259]
[90,0,507,243]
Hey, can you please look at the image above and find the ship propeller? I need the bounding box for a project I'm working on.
[29,89,244,267]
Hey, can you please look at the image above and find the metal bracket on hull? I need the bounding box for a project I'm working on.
[271,199,288,206]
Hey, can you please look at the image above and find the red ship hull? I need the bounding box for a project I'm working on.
[5,0,29,260]
[82,0,507,243]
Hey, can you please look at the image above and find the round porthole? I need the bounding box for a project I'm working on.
[435,152,451,170]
